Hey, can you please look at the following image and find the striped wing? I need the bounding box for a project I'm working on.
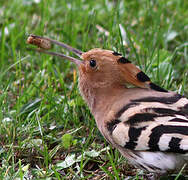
[107,93,188,153]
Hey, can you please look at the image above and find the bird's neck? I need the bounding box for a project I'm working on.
[79,78,126,118]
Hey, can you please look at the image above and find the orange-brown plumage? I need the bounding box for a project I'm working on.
[80,48,151,89]
[28,35,188,179]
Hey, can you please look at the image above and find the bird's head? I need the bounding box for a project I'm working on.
[79,48,149,89]
[28,35,167,93]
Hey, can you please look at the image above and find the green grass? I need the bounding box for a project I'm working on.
[0,0,188,179]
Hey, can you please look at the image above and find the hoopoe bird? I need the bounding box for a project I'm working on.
[28,35,188,179]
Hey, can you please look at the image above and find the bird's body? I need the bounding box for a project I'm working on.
[79,49,188,176]
[82,87,188,174]
[28,35,188,178]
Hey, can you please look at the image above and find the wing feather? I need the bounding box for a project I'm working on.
[108,93,188,153]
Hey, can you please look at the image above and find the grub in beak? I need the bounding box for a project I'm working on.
[27,34,84,65]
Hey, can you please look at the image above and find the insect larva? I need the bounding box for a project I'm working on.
[27,35,51,50]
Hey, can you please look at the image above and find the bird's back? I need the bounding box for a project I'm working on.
[95,88,188,174]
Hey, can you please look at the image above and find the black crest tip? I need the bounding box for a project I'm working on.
[117,57,131,64]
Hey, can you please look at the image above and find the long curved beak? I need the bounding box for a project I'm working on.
[27,34,84,66]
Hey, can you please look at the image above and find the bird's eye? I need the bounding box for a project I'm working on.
[89,59,96,68]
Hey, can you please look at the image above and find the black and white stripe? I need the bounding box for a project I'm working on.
[106,119,121,134]
[115,102,139,118]
[124,126,147,149]
[132,94,183,104]
[148,125,188,152]
[106,93,188,153]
